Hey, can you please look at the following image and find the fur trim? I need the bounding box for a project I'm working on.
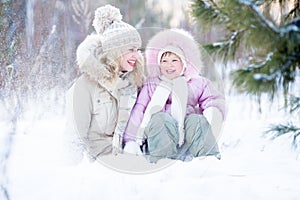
[145,29,203,78]
[76,34,116,82]
[76,34,145,91]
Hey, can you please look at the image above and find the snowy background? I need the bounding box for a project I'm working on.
[1,66,300,200]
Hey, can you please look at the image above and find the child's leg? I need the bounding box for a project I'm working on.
[183,114,221,159]
[145,112,179,163]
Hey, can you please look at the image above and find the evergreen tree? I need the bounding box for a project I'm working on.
[191,0,300,146]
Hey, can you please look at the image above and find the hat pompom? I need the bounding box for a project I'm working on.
[92,4,123,34]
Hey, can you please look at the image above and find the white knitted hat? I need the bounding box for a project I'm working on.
[92,4,141,52]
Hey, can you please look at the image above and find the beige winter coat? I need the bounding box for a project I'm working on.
[66,34,144,159]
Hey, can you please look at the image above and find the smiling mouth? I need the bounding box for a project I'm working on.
[128,60,136,67]
[166,69,176,74]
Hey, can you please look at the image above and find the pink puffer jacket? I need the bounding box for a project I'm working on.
[123,29,226,142]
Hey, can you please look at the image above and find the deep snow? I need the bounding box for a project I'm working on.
[1,89,300,200]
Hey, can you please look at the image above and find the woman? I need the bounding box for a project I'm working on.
[64,4,145,162]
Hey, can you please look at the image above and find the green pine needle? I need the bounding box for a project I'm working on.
[265,123,300,140]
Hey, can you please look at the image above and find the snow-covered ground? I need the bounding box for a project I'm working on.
[1,90,300,200]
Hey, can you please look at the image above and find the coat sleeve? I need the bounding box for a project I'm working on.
[66,79,93,144]
[197,78,226,141]
[197,78,226,120]
[62,78,93,163]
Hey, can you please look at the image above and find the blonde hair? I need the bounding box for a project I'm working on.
[100,48,145,88]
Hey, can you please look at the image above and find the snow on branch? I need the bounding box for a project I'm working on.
[239,0,280,33]
[244,52,274,71]
[253,73,276,82]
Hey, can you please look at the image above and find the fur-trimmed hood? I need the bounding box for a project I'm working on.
[77,34,114,81]
[76,34,119,94]
[145,29,203,78]
[76,34,144,95]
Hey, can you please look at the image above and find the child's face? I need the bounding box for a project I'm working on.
[160,52,183,80]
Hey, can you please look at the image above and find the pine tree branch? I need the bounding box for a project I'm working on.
[205,29,246,62]
[292,132,300,148]
[192,0,300,106]
[191,0,229,26]
[289,95,300,113]
[265,122,300,148]
[285,0,300,20]
[208,0,218,8]
[265,123,300,139]
[239,0,280,33]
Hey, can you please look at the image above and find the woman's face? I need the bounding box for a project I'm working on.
[119,46,141,72]
[160,52,183,80]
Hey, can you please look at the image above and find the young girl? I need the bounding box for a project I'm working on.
[64,5,145,163]
[123,29,225,163]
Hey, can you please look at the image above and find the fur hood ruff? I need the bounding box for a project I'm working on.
[76,34,125,96]
[145,29,204,78]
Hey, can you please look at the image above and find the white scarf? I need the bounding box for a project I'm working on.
[136,76,188,146]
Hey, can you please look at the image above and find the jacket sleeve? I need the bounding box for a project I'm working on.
[66,79,93,144]
[198,78,226,120]
[197,78,226,140]
[123,82,151,143]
